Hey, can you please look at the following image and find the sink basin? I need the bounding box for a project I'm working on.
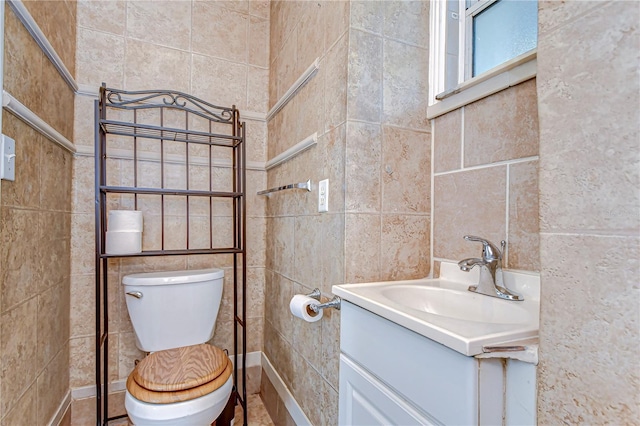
[332,262,540,356]
[380,285,532,325]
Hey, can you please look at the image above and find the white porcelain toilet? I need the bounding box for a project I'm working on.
[122,268,233,425]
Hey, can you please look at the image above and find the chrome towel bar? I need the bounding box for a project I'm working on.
[257,179,311,195]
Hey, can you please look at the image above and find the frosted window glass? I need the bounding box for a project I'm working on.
[472,0,537,76]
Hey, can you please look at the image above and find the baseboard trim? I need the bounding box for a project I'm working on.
[47,390,71,426]
[261,352,311,426]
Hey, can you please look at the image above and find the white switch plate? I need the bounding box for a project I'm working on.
[0,134,16,182]
[318,179,329,212]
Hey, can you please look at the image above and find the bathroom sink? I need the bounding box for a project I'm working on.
[332,262,539,356]
[380,285,532,325]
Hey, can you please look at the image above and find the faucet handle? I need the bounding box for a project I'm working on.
[463,235,504,262]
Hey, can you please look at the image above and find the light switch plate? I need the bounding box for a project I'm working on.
[318,179,329,212]
[0,134,16,181]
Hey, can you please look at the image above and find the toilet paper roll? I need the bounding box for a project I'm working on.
[289,295,323,322]
[108,210,143,232]
[105,230,142,254]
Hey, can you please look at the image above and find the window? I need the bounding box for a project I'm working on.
[429,0,538,113]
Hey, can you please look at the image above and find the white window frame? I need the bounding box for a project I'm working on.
[428,0,537,119]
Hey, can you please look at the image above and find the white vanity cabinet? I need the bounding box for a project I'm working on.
[338,301,536,426]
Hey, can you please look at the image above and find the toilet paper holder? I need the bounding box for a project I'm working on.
[306,288,341,312]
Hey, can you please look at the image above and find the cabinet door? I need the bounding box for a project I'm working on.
[339,355,440,426]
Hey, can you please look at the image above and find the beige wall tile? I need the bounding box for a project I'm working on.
[36,343,69,423]
[320,213,346,293]
[124,40,191,92]
[267,216,295,278]
[192,2,248,62]
[538,234,640,423]
[537,2,639,234]
[295,2,324,78]
[37,283,69,369]
[324,33,348,131]
[347,29,382,122]
[345,122,381,213]
[127,0,191,50]
[380,214,430,280]
[319,125,347,215]
[76,27,125,87]
[381,126,430,213]
[38,212,71,291]
[508,161,540,271]
[464,79,539,167]
[324,0,349,50]
[0,117,42,209]
[295,67,325,143]
[118,331,144,380]
[321,379,339,425]
[250,0,270,19]
[29,0,77,78]
[70,213,95,275]
[264,272,294,342]
[77,0,126,35]
[537,0,601,36]
[1,208,42,311]
[1,383,37,426]
[345,213,381,282]
[3,8,43,114]
[248,66,270,113]
[382,40,429,130]
[40,139,73,211]
[293,215,323,289]
[433,109,462,173]
[263,320,294,388]
[383,1,429,47]
[320,302,340,389]
[191,54,247,110]
[1,298,37,414]
[73,95,96,147]
[433,166,507,261]
[350,1,384,34]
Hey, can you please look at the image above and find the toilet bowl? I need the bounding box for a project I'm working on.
[125,376,233,426]
[121,269,231,425]
[125,343,233,425]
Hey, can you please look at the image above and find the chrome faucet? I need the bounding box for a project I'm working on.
[458,235,523,301]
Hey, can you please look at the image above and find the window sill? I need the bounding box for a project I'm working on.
[427,49,537,120]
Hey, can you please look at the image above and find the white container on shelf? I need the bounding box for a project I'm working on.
[108,210,143,232]
[105,230,142,254]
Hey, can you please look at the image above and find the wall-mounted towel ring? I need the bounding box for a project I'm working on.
[257,179,311,195]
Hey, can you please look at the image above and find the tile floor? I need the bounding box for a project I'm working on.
[234,394,275,426]
[71,394,273,425]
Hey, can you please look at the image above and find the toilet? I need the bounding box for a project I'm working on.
[122,269,233,425]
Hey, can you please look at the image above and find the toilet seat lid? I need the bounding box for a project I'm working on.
[133,344,229,392]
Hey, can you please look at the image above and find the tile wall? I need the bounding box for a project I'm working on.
[264,1,430,424]
[0,1,76,424]
[432,79,540,272]
[70,0,270,420]
[536,1,640,422]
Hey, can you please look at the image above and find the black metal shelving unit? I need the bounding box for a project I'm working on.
[94,84,247,425]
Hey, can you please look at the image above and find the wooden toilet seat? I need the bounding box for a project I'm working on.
[127,344,232,404]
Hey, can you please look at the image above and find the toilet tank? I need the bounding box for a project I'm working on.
[122,269,224,352]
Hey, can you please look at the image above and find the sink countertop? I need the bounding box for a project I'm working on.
[332,262,540,357]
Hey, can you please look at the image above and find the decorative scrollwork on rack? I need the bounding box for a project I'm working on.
[103,87,235,123]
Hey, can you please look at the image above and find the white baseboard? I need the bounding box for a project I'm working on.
[261,353,311,426]
[47,390,71,426]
